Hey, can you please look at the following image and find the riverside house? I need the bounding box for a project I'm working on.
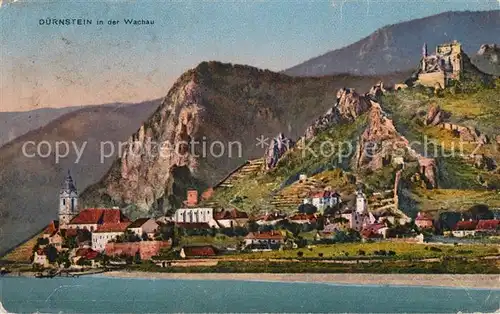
[452,220,478,237]
[244,231,285,249]
[127,218,160,239]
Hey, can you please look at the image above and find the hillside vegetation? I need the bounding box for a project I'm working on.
[208,80,500,217]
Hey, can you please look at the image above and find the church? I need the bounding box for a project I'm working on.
[58,170,80,226]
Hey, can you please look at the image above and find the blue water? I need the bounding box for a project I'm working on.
[1,276,499,313]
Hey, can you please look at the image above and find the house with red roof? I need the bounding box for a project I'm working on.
[91,222,131,252]
[67,208,130,232]
[41,220,64,251]
[256,212,286,226]
[475,219,499,234]
[214,208,249,228]
[244,231,284,249]
[71,248,100,267]
[361,223,389,239]
[180,245,218,258]
[415,212,434,230]
[452,220,478,237]
[43,220,60,238]
[288,213,317,225]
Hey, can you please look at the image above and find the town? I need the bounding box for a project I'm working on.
[18,168,499,274]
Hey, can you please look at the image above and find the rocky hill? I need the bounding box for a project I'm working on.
[472,44,500,76]
[284,10,500,76]
[0,101,158,256]
[206,59,500,218]
[79,62,408,218]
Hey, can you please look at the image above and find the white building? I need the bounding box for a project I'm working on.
[356,189,368,214]
[338,190,373,232]
[91,222,130,252]
[451,220,478,238]
[128,218,160,238]
[174,207,219,228]
[303,191,342,211]
[340,210,368,231]
[33,249,49,267]
[244,231,284,247]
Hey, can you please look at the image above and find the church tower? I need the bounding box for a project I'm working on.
[59,170,79,225]
[355,188,367,215]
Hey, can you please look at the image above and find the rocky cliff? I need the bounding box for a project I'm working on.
[472,44,500,76]
[80,62,403,217]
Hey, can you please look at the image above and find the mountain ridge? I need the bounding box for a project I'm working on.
[284,10,500,76]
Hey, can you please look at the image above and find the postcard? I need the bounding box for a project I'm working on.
[0,0,499,313]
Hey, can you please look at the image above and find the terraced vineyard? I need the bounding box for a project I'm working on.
[214,158,265,189]
[1,231,42,263]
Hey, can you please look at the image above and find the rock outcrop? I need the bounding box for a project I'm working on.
[336,88,372,122]
[265,133,293,170]
[84,77,204,212]
[425,104,449,126]
[356,101,410,171]
[417,157,438,188]
[367,81,386,102]
[304,88,372,140]
[472,154,497,171]
[459,126,489,144]
[473,44,500,76]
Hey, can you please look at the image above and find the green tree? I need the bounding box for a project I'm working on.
[247,221,259,233]
[134,251,142,264]
[43,245,58,263]
[298,203,317,214]
[467,204,493,220]
[63,236,77,249]
[315,215,325,231]
[56,251,70,268]
[37,237,49,246]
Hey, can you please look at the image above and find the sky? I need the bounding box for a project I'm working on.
[1,0,499,112]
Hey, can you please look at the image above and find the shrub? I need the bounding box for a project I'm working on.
[318,253,324,258]
[357,249,366,256]
[374,250,387,256]
[297,251,304,257]
[388,250,396,256]
[429,246,442,252]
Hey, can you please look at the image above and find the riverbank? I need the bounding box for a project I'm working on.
[100,271,500,289]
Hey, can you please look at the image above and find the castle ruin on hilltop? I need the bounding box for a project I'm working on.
[416,40,463,89]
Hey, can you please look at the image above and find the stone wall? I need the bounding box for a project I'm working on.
[416,72,445,89]
[105,240,171,260]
